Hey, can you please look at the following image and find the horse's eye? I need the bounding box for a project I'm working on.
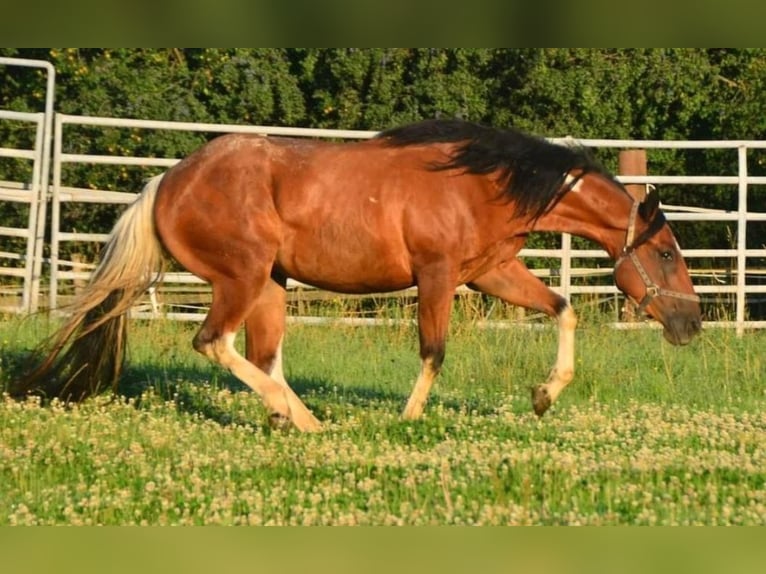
[661,250,674,262]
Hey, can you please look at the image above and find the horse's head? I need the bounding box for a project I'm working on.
[613,188,702,345]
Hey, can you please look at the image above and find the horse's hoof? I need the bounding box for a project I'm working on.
[531,386,551,417]
[268,412,293,431]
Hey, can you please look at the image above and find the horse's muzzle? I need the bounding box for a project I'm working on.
[662,314,702,346]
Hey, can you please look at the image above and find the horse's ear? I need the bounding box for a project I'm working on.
[638,185,660,221]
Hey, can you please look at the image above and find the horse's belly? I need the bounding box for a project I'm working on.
[276,246,414,294]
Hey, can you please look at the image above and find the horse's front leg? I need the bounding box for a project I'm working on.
[468,258,577,416]
[402,266,457,420]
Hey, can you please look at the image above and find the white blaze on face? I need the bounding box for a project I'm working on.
[564,172,584,192]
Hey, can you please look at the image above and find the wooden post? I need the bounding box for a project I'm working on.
[618,149,647,321]
[618,149,647,202]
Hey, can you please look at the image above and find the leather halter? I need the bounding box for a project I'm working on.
[614,198,700,314]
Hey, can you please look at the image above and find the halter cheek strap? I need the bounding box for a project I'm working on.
[614,199,700,314]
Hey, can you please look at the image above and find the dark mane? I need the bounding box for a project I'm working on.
[377,119,614,219]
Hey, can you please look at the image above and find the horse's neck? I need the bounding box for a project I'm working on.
[530,186,632,260]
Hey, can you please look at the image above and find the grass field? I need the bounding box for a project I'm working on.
[0,309,764,525]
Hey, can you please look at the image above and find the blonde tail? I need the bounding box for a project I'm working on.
[12,174,167,401]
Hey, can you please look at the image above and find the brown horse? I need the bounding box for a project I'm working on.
[14,119,701,431]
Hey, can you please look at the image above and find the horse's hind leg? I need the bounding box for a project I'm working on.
[244,280,320,428]
[193,278,320,432]
[152,166,318,431]
[245,277,289,387]
[468,258,577,416]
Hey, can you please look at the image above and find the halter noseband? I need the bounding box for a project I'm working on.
[614,197,700,314]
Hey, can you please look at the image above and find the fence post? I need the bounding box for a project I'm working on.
[737,146,748,336]
[618,149,648,201]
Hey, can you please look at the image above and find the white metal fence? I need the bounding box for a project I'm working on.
[43,113,766,334]
[2,55,766,333]
[0,57,55,314]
